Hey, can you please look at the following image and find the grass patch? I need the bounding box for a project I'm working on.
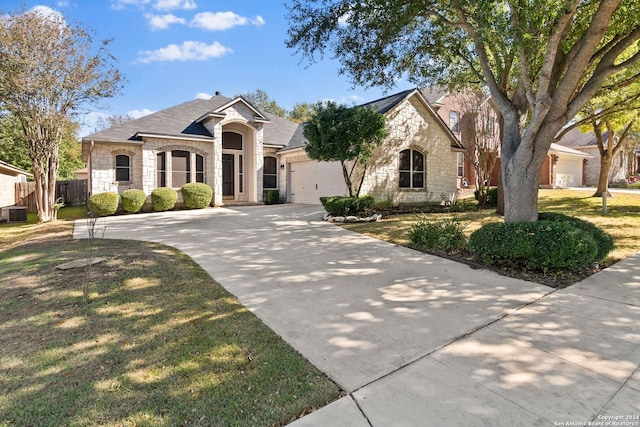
[0,214,340,426]
[343,189,640,285]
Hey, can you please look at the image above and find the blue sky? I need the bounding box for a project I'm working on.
[8,0,415,137]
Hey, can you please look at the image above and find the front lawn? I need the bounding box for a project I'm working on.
[0,213,340,426]
[342,189,640,285]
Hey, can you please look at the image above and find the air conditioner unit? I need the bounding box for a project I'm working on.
[0,206,27,223]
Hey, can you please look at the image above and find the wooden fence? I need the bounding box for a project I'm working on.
[16,179,88,213]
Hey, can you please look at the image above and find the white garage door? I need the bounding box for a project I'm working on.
[290,161,348,204]
[555,157,583,187]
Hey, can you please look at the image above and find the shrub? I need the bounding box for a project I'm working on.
[121,189,146,214]
[264,189,280,205]
[452,198,478,212]
[320,195,375,216]
[151,187,178,212]
[538,212,614,261]
[181,183,213,209]
[87,192,119,217]
[469,221,599,272]
[474,187,498,206]
[409,216,467,254]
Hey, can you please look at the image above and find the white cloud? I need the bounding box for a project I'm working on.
[145,13,186,30]
[154,0,197,11]
[111,0,150,10]
[194,92,212,100]
[30,6,65,25]
[57,0,70,7]
[127,108,154,119]
[138,41,232,63]
[190,11,265,31]
[321,94,364,105]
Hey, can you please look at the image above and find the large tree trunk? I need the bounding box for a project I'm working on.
[593,155,612,197]
[500,119,552,222]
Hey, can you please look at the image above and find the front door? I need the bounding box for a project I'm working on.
[222,154,234,199]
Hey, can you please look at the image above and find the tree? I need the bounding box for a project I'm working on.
[57,121,84,181]
[304,101,387,197]
[557,69,640,197]
[288,102,318,123]
[287,0,640,222]
[0,113,31,172]
[456,90,501,206]
[0,6,123,222]
[235,89,287,118]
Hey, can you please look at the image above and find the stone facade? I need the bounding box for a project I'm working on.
[361,95,460,205]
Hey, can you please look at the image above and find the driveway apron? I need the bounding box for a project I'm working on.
[74,205,550,392]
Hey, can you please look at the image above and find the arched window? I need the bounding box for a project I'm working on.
[115,154,130,182]
[399,149,425,189]
[263,156,277,189]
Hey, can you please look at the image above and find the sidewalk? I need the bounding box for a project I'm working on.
[290,253,640,426]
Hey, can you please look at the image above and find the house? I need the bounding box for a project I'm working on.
[425,89,591,189]
[0,159,32,208]
[555,127,633,185]
[82,89,463,206]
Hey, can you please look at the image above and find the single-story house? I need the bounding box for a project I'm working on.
[0,159,32,208]
[82,89,463,206]
[555,127,632,185]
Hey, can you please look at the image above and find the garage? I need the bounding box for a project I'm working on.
[549,143,591,187]
[289,160,348,204]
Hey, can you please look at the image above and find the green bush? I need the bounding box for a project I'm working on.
[538,212,614,261]
[87,192,120,217]
[121,189,147,214]
[469,221,599,272]
[320,195,375,216]
[264,189,280,205]
[181,183,213,209]
[409,216,467,254]
[474,187,498,206]
[151,187,178,212]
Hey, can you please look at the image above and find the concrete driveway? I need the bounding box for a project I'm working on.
[74,205,640,426]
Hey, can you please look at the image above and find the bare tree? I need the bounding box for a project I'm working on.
[456,91,501,206]
[0,6,123,222]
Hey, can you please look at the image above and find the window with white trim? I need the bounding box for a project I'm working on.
[457,152,465,177]
[399,149,425,189]
[449,111,460,133]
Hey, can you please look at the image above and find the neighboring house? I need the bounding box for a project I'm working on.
[555,127,631,185]
[0,160,32,208]
[82,89,463,206]
[426,89,591,188]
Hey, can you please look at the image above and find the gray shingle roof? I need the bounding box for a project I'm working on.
[556,127,603,148]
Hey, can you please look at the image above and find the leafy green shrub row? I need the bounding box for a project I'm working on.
[409,216,467,254]
[121,189,147,214]
[537,212,614,261]
[469,221,599,272]
[264,189,280,205]
[319,195,375,216]
[87,192,119,217]
[151,187,178,212]
[182,183,213,209]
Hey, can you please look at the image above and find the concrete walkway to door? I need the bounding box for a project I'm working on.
[74,205,640,426]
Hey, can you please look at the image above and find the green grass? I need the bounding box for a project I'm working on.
[0,212,341,426]
[343,189,640,268]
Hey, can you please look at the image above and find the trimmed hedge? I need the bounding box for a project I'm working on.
[87,192,120,217]
[121,189,147,214]
[538,212,614,261]
[181,183,213,209]
[469,221,599,272]
[409,216,467,254]
[151,187,178,212]
[319,195,375,216]
[264,189,280,205]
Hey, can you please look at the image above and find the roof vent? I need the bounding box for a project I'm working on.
[215,91,221,96]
